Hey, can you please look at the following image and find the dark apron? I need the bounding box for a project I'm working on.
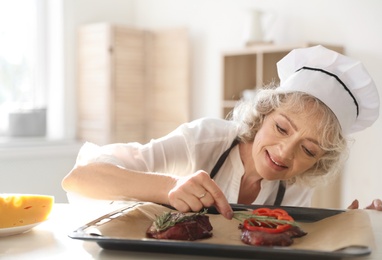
[210,138,285,206]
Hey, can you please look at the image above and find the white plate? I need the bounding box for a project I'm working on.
[0,221,45,237]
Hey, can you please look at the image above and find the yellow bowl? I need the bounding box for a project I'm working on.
[0,194,54,229]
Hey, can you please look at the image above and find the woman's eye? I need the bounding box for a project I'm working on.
[276,124,287,134]
[303,147,316,157]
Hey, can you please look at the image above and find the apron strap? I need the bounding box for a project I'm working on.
[210,137,285,206]
[273,180,286,206]
[210,138,240,179]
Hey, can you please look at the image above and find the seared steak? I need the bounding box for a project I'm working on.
[240,225,307,246]
[146,211,213,241]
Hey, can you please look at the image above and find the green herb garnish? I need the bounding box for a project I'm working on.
[154,209,208,232]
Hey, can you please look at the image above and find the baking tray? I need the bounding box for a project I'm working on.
[69,203,371,260]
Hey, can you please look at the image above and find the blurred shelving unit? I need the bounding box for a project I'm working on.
[77,23,190,145]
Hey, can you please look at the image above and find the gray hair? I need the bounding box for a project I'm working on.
[228,86,349,186]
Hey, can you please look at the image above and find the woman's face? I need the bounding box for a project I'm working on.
[252,105,325,181]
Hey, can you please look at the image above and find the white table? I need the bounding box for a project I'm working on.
[0,203,381,260]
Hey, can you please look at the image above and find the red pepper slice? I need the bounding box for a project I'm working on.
[243,208,294,234]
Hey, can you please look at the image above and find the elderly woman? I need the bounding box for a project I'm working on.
[62,45,381,219]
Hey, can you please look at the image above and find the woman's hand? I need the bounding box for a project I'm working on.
[168,170,233,219]
[347,199,382,211]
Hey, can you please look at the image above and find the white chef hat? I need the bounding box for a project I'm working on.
[277,45,380,135]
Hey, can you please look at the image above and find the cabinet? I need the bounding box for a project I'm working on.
[221,43,343,117]
[77,24,190,145]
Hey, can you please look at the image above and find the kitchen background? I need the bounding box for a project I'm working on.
[1,0,381,208]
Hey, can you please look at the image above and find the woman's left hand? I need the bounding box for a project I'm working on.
[347,199,382,211]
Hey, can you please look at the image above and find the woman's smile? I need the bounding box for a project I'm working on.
[266,150,288,169]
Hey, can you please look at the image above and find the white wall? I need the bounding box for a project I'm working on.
[0,142,82,202]
[2,0,381,206]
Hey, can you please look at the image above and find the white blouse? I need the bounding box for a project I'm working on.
[73,117,313,207]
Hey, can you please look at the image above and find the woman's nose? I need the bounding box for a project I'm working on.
[279,140,296,161]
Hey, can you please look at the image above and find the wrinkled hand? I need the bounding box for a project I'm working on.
[347,199,382,211]
[168,170,233,219]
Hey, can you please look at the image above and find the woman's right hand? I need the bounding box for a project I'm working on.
[168,170,233,219]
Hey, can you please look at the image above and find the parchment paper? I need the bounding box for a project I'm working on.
[92,202,375,252]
